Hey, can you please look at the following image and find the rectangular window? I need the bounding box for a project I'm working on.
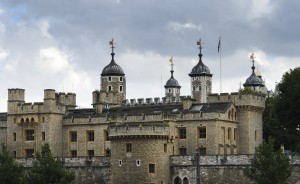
[70,131,77,142]
[42,117,45,123]
[88,150,94,159]
[71,150,77,158]
[126,143,132,152]
[234,128,237,141]
[87,131,94,141]
[179,148,187,156]
[42,132,45,141]
[179,128,186,139]
[228,128,232,140]
[149,164,155,173]
[199,127,206,139]
[120,77,123,81]
[26,130,34,141]
[25,149,34,158]
[199,147,206,155]
[13,133,16,141]
[118,160,122,166]
[164,144,167,153]
[106,150,111,157]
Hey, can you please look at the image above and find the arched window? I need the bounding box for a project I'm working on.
[119,86,123,92]
[25,118,30,123]
[108,76,112,81]
[119,77,123,81]
[174,176,182,184]
[21,118,24,123]
[31,117,34,123]
[168,89,171,93]
[183,177,189,184]
[231,109,234,120]
[228,110,231,119]
[108,86,112,91]
[235,112,237,121]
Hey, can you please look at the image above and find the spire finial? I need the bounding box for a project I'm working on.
[250,53,256,73]
[197,38,204,60]
[169,56,174,77]
[109,38,116,53]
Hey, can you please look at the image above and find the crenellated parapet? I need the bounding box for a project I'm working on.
[208,92,265,109]
[108,122,170,139]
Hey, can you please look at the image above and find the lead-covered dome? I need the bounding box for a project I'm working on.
[189,53,212,77]
[165,75,181,88]
[243,65,264,87]
[101,52,125,76]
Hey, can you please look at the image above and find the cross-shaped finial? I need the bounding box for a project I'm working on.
[197,38,204,54]
[169,56,174,71]
[250,53,255,66]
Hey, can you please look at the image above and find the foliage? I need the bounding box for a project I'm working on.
[275,67,300,151]
[244,138,291,184]
[26,143,75,184]
[0,144,25,184]
[239,88,265,96]
[263,97,281,147]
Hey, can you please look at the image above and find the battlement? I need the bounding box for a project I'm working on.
[208,92,265,109]
[121,96,193,107]
[8,88,25,102]
[108,123,169,138]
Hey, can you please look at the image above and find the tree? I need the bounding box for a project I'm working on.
[0,144,24,184]
[244,138,291,184]
[26,143,75,184]
[275,67,300,151]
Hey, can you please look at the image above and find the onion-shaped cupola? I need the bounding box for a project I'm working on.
[189,39,212,77]
[101,41,125,77]
[243,53,264,87]
[165,57,181,89]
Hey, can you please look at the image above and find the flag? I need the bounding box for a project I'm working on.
[218,37,221,53]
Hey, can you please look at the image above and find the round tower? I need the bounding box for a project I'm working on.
[164,57,181,102]
[189,39,213,103]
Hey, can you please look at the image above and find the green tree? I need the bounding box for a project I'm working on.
[275,67,300,151]
[244,138,291,184]
[0,145,24,184]
[26,143,75,184]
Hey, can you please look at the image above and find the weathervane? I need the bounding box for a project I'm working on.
[197,38,204,54]
[250,53,256,66]
[109,38,116,52]
[169,56,174,77]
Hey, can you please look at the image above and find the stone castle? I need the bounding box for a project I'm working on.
[0,39,267,184]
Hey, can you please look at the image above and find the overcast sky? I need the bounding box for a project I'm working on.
[0,0,299,111]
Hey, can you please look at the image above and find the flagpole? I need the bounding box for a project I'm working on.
[218,37,222,94]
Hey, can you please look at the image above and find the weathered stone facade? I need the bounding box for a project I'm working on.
[0,44,270,183]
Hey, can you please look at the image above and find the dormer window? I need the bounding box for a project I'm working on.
[108,76,112,81]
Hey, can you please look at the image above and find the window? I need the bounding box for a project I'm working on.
[88,150,94,159]
[108,86,112,91]
[42,132,45,141]
[149,164,155,173]
[26,130,34,141]
[234,128,237,140]
[164,144,167,153]
[168,89,171,93]
[199,147,206,155]
[104,130,109,141]
[106,150,111,157]
[118,160,122,166]
[136,159,141,166]
[228,110,231,119]
[71,150,77,158]
[199,86,201,90]
[42,117,45,123]
[119,85,123,92]
[228,128,232,140]
[25,149,34,158]
[255,130,257,141]
[119,77,123,81]
[199,127,206,139]
[13,133,16,141]
[87,131,94,141]
[108,76,112,81]
[179,128,186,139]
[193,85,196,91]
[179,148,187,155]
[70,131,77,142]
[126,143,132,153]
